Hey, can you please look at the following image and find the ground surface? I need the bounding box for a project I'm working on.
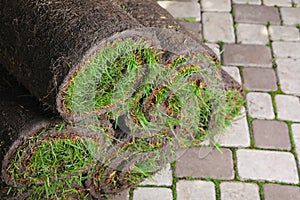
[110,0,300,199]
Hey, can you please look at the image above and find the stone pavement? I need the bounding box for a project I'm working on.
[111,0,300,199]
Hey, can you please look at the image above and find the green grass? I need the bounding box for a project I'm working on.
[111,52,244,145]
[176,17,196,22]
[94,48,158,108]
[28,138,95,178]
[8,137,96,183]
[5,123,99,198]
[121,133,172,154]
[62,39,159,115]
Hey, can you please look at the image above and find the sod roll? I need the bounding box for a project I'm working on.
[0,0,158,115]
[0,67,104,199]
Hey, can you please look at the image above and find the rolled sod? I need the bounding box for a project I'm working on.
[0,0,157,115]
[0,67,104,199]
[0,0,241,122]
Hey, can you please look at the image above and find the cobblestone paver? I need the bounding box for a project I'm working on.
[236,24,269,45]
[177,180,216,200]
[275,95,300,122]
[272,41,300,58]
[175,147,234,179]
[202,12,235,43]
[252,120,291,150]
[233,4,280,24]
[243,68,277,91]
[222,44,272,67]
[276,58,300,95]
[237,149,299,183]
[133,188,173,200]
[115,1,300,199]
[268,25,300,41]
[280,7,300,25]
[220,182,260,200]
[246,92,275,119]
[263,184,300,200]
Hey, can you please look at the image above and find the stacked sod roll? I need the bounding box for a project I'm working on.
[0,0,244,199]
[0,67,99,199]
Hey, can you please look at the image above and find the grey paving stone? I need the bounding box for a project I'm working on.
[109,189,129,200]
[252,120,291,150]
[202,12,235,43]
[201,0,231,12]
[275,94,300,122]
[217,111,251,147]
[246,92,275,119]
[242,68,277,91]
[263,0,292,6]
[220,182,260,200]
[236,23,269,45]
[237,149,299,183]
[232,0,261,4]
[281,7,300,25]
[177,180,215,200]
[221,66,242,85]
[272,41,300,58]
[175,147,234,179]
[263,184,300,200]
[133,188,172,200]
[234,4,280,25]
[157,1,201,21]
[268,25,300,41]
[276,58,300,96]
[291,124,300,167]
[140,164,172,186]
[222,44,272,67]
